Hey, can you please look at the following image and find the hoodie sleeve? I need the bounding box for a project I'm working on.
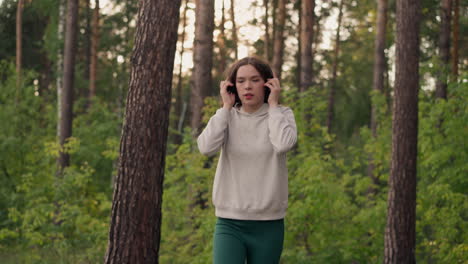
[197,107,230,156]
[268,106,297,154]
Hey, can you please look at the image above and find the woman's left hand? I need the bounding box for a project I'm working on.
[265,76,281,107]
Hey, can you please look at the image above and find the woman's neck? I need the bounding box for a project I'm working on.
[241,103,264,113]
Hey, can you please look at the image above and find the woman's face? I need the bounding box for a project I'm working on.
[235,64,266,110]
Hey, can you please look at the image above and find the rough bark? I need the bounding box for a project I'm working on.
[272,0,286,79]
[85,0,91,81]
[368,0,388,191]
[173,0,189,145]
[263,0,270,60]
[435,0,451,100]
[57,0,66,143]
[88,0,99,105]
[326,0,344,134]
[58,0,79,173]
[300,0,315,92]
[104,0,181,263]
[384,0,421,263]
[218,0,227,75]
[16,0,23,94]
[451,0,459,79]
[230,0,238,60]
[190,0,215,136]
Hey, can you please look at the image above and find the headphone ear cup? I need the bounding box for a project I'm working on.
[264,86,271,103]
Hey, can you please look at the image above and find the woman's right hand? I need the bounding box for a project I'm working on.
[220,80,235,109]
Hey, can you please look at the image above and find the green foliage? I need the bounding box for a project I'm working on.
[0,0,466,261]
[160,141,217,263]
[160,96,221,263]
[157,78,467,263]
[415,78,468,262]
[0,61,114,262]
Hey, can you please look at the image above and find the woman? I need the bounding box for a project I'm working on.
[197,57,297,263]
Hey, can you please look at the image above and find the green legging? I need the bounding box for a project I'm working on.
[213,217,284,264]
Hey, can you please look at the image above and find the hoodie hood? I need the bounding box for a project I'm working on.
[235,103,270,117]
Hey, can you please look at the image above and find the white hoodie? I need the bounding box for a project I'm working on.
[197,103,297,220]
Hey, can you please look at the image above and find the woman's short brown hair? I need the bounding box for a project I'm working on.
[225,56,274,107]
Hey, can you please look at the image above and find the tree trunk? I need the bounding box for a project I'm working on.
[451,0,459,79]
[326,0,344,134]
[263,0,270,60]
[190,0,215,136]
[384,0,421,263]
[300,0,315,92]
[16,0,23,98]
[271,0,278,62]
[272,0,286,79]
[368,0,388,192]
[230,0,238,60]
[57,0,66,145]
[312,13,321,72]
[297,3,301,90]
[435,0,451,100]
[218,0,227,76]
[173,0,189,145]
[104,0,181,262]
[58,0,79,174]
[85,0,91,82]
[88,0,99,105]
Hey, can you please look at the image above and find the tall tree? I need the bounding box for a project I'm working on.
[384,0,421,263]
[272,0,286,78]
[190,0,214,136]
[218,0,227,76]
[451,0,459,79]
[435,0,452,99]
[263,0,271,60]
[368,0,388,190]
[230,0,238,60]
[326,0,344,133]
[88,0,99,104]
[58,0,79,173]
[173,0,190,145]
[57,0,66,144]
[104,0,181,262]
[299,0,315,92]
[85,0,91,81]
[271,0,278,61]
[15,0,23,93]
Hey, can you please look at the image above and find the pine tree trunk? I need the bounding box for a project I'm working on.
[263,0,270,60]
[218,0,227,76]
[85,0,91,82]
[16,0,23,98]
[88,0,99,105]
[57,0,66,144]
[297,4,301,90]
[58,0,79,173]
[384,0,421,263]
[190,0,214,136]
[300,0,315,92]
[271,0,278,62]
[230,0,238,60]
[104,0,181,262]
[272,0,286,79]
[312,13,321,70]
[451,0,459,79]
[326,0,344,134]
[368,0,388,191]
[435,0,451,100]
[173,0,189,145]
